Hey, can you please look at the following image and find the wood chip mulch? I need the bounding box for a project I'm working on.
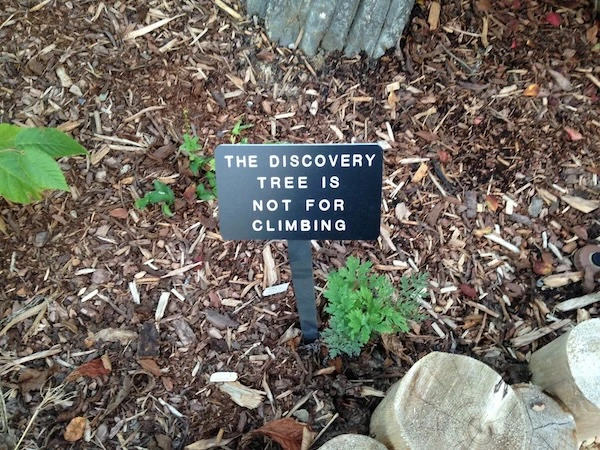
[0,0,599,449]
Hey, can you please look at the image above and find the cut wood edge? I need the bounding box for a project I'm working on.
[370,352,531,450]
[317,434,387,450]
[513,383,578,449]
[529,318,600,440]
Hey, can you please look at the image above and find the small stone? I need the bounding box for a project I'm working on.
[507,213,533,226]
[292,408,310,423]
[172,318,197,346]
[33,231,50,248]
[572,226,588,240]
[91,269,111,285]
[69,84,83,97]
[528,196,544,218]
[95,170,107,182]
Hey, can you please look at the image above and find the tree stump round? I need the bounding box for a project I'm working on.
[529,318,600,440]
[370,352,563,450]
[513,383,577,449]
[317,434,387,450]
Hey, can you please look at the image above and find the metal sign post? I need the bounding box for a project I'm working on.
[215,144,382,343]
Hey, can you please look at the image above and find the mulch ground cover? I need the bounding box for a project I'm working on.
[1,0,599,448]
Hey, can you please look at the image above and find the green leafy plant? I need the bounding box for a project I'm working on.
[322,256,427,358]
[179,133,217,201]
[0,124,88,204]
[230,117,253,144]
[135,180,175,217]
[195,157,217,201]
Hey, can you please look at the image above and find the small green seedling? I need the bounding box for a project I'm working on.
[322,256,427,358]
[195,157,217,201]
[179,133,217,201]
[0,124,88,204]
[230,117,253,144]
[135,180,175,217]
[180,134,203,176]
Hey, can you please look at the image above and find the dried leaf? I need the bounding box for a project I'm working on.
[415,130,438,142]
[586,24,598,45]
[381,333,409,360]
[256,49,276,62]
[17,368,51,393]
[66,356,111,381]
[245,418,314,450]
[64,416,87,442]
[412,162,429,183]
[459,284,478,299]
[109,207,128,219]
[485,195,500,212]
[546,12,561,27]
[548,69,572,91]
[475,0,491,13]
[183,183,197,203]
[437,150,451,163]
[138,358,163,377]
[564,127,583,141]
[523,84,540,97]
[533,260,553,276]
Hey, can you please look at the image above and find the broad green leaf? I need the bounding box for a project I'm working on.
[15,127,88,158]
[0,124,21,150]
[0,147,68,204]
[135,180,175,216]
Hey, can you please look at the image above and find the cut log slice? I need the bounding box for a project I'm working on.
[512,383,578,449]
[317,434,387,450]
[370,352,533,450]
[529,318,600,441]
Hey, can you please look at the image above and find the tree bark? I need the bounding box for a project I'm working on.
[529,318,600,441]
[244,0,414,58]
[369,352,573,450]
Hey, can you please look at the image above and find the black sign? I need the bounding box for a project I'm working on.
[215,144,383,240]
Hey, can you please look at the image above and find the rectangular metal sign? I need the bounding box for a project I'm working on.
[215,143,382,240]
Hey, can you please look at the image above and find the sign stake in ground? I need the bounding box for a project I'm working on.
[216,144,382,343]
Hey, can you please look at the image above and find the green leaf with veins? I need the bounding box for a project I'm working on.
[135,180,175,217]
[15,127,88,158]
[0,147,69,203]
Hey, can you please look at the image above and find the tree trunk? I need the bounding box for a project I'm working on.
[529,318,600,441]
[244,0,414,58]
[370,352,576,450]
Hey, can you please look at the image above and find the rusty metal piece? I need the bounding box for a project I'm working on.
[573,245,600,293]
